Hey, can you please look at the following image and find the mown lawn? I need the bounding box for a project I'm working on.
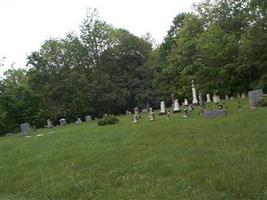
[0,99,267,199]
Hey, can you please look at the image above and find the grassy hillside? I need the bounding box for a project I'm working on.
[0,99,267,200]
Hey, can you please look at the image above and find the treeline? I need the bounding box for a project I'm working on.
[0,0,266,134]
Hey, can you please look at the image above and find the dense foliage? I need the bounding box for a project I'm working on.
[97,115,119,126]
[0,1,266,134]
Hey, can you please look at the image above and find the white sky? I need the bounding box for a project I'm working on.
[0,0,202,75]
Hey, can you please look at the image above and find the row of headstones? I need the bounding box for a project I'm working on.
[20,115,93,136]
[46,115,93,128]
[131,89,258,123]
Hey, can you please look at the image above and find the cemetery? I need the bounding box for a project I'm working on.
[1,88,267,199]
[0,0,267,199]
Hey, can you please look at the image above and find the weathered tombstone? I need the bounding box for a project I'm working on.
[134,107,139,115]
[204,109,226,119]
[133,115,138,123]
[248,89,263,108]
[241,93,246,99]
[184,99,188,106]
[59,118,67,126]
[85,115,92,122]
[237,93,241,98]
[173,99,181,113]
[47,119,53,128]
[159,101,166,115]
[230,96,234,100]
[75,118,82,124]
[206,94,211,103]
[225,95,229,100]
[149,108,155,121]
[191,80,198,104]
[20,123,30,136]
[213,94,220,104]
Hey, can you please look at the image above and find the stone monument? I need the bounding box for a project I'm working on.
[191,80,198,104]
[206,94,211,103]
[159,101,166,115]
[173,99,181,113]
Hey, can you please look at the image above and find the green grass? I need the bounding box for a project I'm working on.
[0,99,267,199]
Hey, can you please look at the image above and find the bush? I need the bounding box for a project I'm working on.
[97,116,119,126]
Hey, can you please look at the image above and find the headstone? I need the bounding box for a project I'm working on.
[47,119,53,128]
[237,93,241,98]
[75,118,82,124]
[248,89,263,108]
[206,94,211,103]
[213,94,220,104]
[20,123,30,136]
[159,101,166,115]
[184,99,188,106]
[149,108,155,121]
[85,115,92,122]
[173,99,181,113]
[204,109,226,119]
[133,115,138,123]
[59,118,67,126]
[191,80,198,104]
[225,95,229,100]
[241,93,246,99]
[134,107,139,115]
[230,96,234,100]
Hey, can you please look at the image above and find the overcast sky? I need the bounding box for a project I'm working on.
[0,0,202,75]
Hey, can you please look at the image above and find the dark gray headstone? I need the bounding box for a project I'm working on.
[248,89,263,108]
[85,115,92,122]
[204,109,226,119]
[20,123,30,136]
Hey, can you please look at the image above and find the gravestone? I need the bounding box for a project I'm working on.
[204,109,226,119]
[85,115,92,122]
[191,80,198,104]
[75,118,82,124]
[230,96,234,100]
[206,94,211,103]
[133,115,138,123]
[47,119,53,128]
[59,118,67,126]
[159,101,166,115]
[184,99,188,106]
[248,89,263,108]
[241,93,246,99]
[20,123,30,136]
[225,95,229,100]
[173,99,181,113]
[213,94,220,104]
[149,108,155,121]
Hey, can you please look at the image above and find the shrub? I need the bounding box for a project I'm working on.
[97,116,119,126]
